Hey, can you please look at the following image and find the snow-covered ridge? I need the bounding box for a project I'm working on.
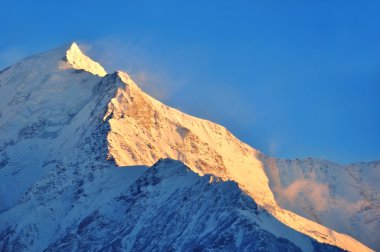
[104,70,373,252]
[0,43,376,252]
[64,42,107,77]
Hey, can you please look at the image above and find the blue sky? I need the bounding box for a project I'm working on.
[1,1,379,163]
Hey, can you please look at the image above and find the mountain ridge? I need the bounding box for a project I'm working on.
[98,49,374,251]
[0,43,377,251]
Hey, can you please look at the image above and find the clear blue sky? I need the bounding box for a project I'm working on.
[1,1,379,163]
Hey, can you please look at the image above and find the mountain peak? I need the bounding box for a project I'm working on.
[65,42,107,77]
[0,42,376,252]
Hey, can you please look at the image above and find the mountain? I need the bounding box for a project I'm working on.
[33,159,343,252]
[0,43,376,251]
[265,158,380,250]
[101,49,377,251]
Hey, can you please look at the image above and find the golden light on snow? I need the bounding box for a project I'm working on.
[65,42,107,77]
[102,69,372,252]
[0,41,374,252]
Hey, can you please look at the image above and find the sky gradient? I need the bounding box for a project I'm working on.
[1,1,379,163]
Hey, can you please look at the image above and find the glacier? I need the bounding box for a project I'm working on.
[0,42,377,251]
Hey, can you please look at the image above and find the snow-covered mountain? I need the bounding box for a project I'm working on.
[265,158,380,250]
[0,43,377,251]
[28,158,344,252]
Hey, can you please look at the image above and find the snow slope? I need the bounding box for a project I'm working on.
[0,44,108,212]
[264,157,380,251]
[0,43,146,250]
[104,70,374,251]
[0,43,376,251]
[44,159,343,252]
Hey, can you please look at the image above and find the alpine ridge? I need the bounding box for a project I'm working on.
[0,42,377,252]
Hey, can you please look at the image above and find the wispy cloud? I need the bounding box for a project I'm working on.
[0,47,28,70]
[268,138,279,156]
[273,171,371,230]
[76,38,260,149]
[278,172,330,211]
[78,37,186,101]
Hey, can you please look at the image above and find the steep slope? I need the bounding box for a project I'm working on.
[265,157,380,251]
[0,43,145,251]
[0,43,374,251]
[44,159,343,252]
[0,43,109,212]
[104,71,373,251]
